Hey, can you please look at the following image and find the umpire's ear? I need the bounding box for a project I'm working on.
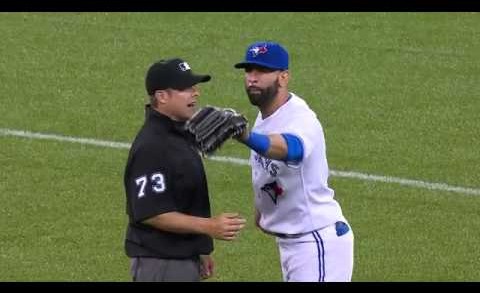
[153,90,169,105]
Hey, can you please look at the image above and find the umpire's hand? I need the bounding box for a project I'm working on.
[199,254,214,279]
[209,213,246,241]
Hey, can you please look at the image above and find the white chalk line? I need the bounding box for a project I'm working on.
[1,128,479,196]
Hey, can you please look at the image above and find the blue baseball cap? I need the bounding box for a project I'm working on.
[234,41,289,71]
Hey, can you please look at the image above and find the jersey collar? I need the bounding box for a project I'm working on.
[144,104,186,135]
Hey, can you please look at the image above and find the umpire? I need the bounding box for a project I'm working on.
[124,58,246,282]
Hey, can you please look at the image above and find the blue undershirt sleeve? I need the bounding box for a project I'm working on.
[281,133,304,163]
[244,132,304,163]
[244,132,270,154]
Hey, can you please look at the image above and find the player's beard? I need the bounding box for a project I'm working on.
[246,80,279,108]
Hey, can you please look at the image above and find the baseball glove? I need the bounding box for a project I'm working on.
[185,106,248,155]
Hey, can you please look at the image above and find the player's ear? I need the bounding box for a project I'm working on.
[279,70,289,87]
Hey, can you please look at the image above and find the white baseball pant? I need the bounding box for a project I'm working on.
[275,221,354,282]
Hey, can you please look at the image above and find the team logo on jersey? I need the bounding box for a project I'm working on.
[261,181,283,205]
[249,45,268,57]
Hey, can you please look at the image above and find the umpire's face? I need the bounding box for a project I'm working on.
[154,85,200,121]
[244,65,288,108]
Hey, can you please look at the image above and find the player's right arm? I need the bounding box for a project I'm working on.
[238,129,304,163]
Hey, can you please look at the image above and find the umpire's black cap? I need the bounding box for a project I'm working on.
[145,58,211,95]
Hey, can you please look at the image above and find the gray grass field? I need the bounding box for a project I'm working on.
[0,12,479,281]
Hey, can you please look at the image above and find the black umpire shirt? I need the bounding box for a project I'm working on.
[124,105,213,259]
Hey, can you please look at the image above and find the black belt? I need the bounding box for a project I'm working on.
[272,232,310,239]
[271,230,314,239]
[271,221,350,239]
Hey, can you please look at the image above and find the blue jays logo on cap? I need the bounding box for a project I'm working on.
[249,45,268,57]
[234,41,289,70]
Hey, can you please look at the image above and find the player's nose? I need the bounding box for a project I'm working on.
[246,76,258,86]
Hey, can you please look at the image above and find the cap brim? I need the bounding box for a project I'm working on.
[234,61,284,70]
[234,62,249,69]
[173,74,211,90]
[198,74,211,83]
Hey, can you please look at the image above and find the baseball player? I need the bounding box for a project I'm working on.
[234,41,354,281]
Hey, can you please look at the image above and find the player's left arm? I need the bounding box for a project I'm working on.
[238,129,303,163]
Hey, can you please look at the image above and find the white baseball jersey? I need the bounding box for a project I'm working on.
[251,92,346,235]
